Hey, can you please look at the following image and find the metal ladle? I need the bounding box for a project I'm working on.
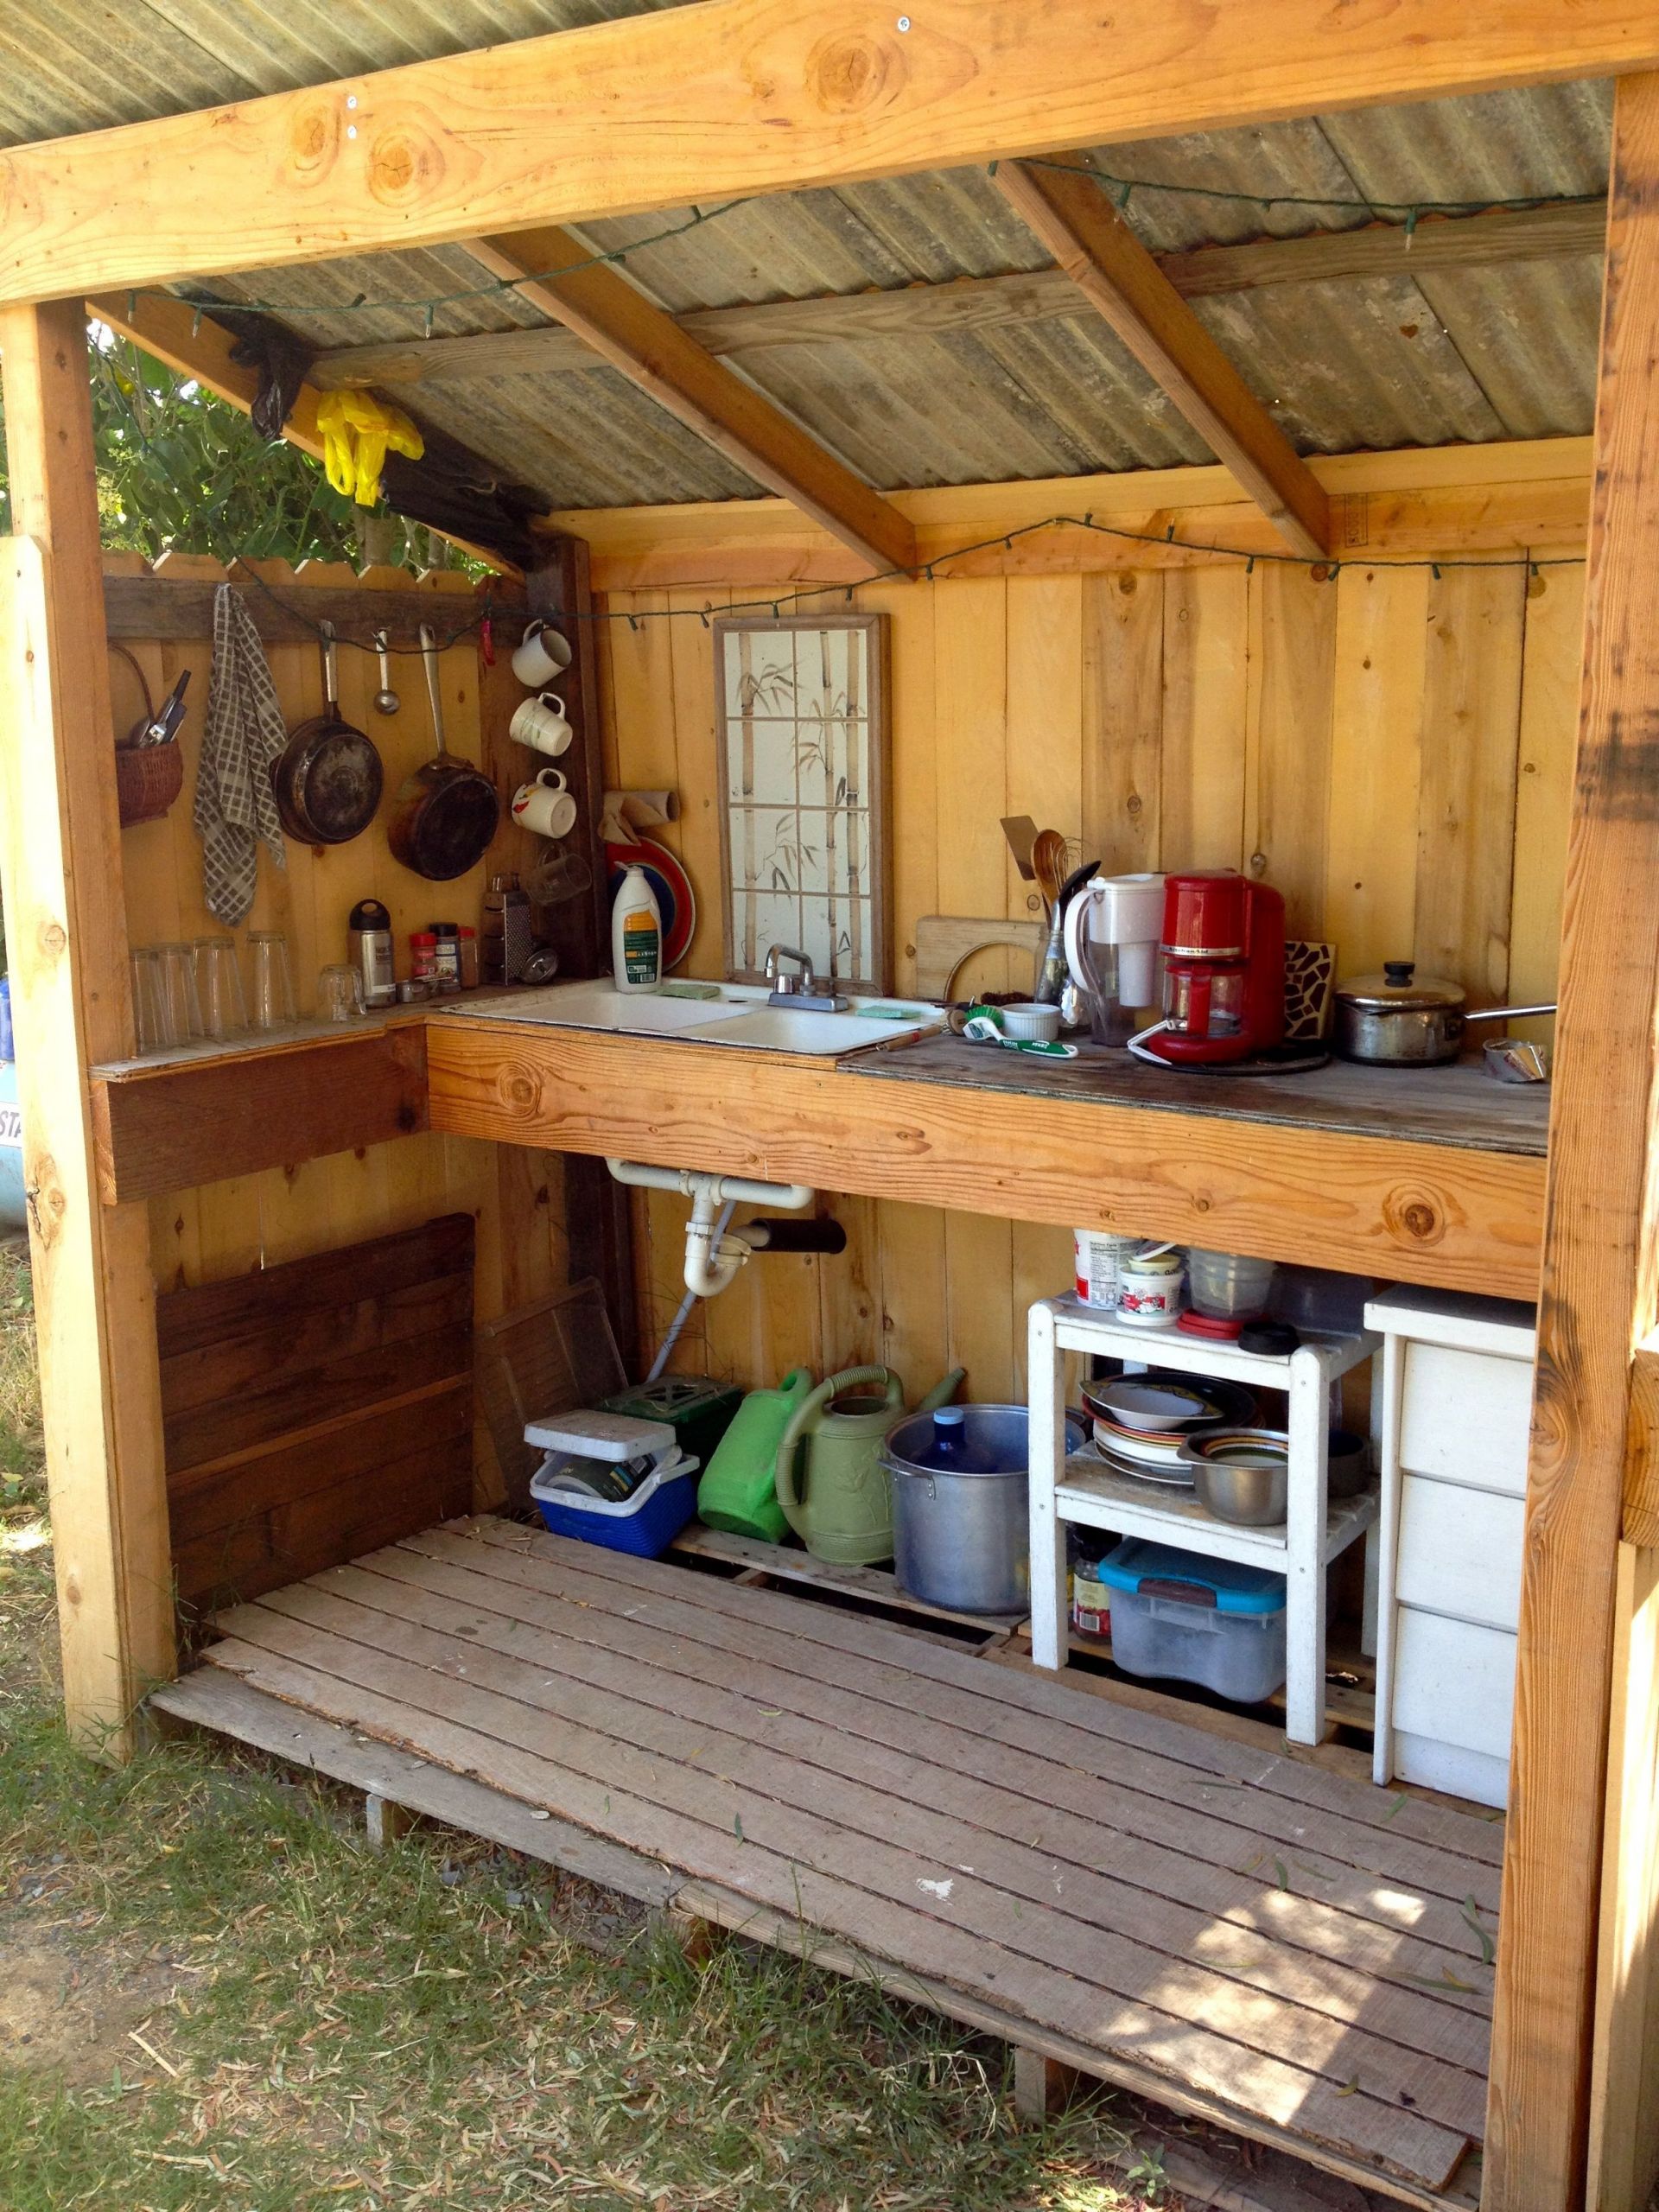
[372,630,400,715]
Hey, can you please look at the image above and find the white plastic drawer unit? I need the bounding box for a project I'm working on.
[1365,1286,1537,1809]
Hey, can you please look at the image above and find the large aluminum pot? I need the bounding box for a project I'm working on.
[886,1404,1085,1617]
[1333,960,1555,1066]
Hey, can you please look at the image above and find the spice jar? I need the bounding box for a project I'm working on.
[429,922,461,993]
[410,931,439,985]
[457,926,480,988]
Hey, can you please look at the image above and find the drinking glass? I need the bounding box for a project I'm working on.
[316,963,365,1022]
[194,937,247,1039]
[246,931,296,1030]
[155,942,204,1042]
[130,949,176,1055]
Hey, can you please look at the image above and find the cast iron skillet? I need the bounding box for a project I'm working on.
[387,623,500,880]
[272,623,384,846]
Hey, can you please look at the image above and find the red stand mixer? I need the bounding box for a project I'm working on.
[1138,871,1286,1067]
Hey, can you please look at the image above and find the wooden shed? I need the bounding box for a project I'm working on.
[2,8,1658,2209]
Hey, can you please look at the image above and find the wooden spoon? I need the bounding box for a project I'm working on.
[1031,827,1069,913]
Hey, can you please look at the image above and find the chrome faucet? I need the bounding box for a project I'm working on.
[764,944,847,1013]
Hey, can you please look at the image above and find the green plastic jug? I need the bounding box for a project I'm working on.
[696,1368,814,1544]
[773,1364,963,1565]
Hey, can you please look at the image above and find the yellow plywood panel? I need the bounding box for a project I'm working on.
[1082,570,1163,874]
[1510,562,1584,1036]
[1244,563,1339,942]
[1325,565,1428,982]
[944,1208,1015,1404]
[1414,566,1527,1004]
[934,578,1008,992]
[1161,566,1249,873]
[1005,575,1084,925]
[877,1201,950,1406]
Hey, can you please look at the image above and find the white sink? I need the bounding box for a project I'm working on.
[447,980,940,1056]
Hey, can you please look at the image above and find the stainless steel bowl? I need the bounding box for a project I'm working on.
[1177,1427,1290,1526]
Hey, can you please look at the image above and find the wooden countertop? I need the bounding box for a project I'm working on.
[847,1035,1551,1157]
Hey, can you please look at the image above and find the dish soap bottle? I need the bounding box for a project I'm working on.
[612,863,663,992]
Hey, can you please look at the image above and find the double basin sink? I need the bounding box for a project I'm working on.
[445,980,942,1058]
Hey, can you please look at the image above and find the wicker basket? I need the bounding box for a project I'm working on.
[115,740,184,829]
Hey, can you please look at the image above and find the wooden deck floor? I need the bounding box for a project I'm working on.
[170,1516,1500,2205]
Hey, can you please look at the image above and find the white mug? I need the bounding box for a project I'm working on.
[511,620,573,688]
[510,690,572,757]
[511,766,577,839]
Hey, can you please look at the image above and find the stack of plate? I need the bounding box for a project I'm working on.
[1079,1372,1258,1487]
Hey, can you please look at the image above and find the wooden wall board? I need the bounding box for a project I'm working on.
[554,442,1593,592]
[157,1214,474,1615]
[103,570,519,650]
[91,1027,429,1205]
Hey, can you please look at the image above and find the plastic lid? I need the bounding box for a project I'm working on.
[932,1407,965,1427]
[1097,1537,1286,1615]
[1335,960,1465,1012]
[349,899,391,930]
[458,926,476,940]
[410,931,436,946]
[523,1408,675,1459]
[429,921,460,938]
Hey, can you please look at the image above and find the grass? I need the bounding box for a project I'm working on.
[0,1245,1158,2212]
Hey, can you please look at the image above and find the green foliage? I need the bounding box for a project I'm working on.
[0,329,397,566]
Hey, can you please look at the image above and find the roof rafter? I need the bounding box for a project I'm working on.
[0,0,1650,307]
[995,159,1332,561]
[310,199,1607,396]
[463,229,916,579]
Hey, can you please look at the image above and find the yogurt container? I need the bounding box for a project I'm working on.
[1072,1228,1144,1309]
[1116,1249,1186,1328]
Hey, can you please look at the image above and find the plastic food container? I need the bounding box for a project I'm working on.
[1117,1249,1185,1328]
[1072,1228,1142,1309]
[1096,1538,1287,1703]
[1187,1247,1276,1321]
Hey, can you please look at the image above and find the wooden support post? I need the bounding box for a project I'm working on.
[1013,2045,1078,2123]
[1484,73,1658,2212]
[0,300,173,1756]
[364,1792,416,1849]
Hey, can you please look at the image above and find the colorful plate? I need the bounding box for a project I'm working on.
[606,838,696,971]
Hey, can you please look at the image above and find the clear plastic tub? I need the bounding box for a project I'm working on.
[1096,1538,1287,1704]
[1186,1247,1276,1321]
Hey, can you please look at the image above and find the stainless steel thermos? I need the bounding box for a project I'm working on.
[348,897,397,1008]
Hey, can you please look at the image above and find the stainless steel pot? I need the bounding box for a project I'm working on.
[1333,960,1555,1065]
[886,1404,1084,1616]
[1177,1427,1290,1526]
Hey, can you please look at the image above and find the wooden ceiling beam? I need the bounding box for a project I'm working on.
[995,160,1331,561]
[464,230,916,579]
[0,0,1653,305]
[312,199,1607,394]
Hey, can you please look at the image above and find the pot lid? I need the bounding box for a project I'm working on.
[1335,959,1465,1013]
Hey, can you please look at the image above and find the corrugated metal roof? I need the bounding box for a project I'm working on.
[0,5,1612,507]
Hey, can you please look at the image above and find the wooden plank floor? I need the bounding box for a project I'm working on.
[192,1516,1500,2202]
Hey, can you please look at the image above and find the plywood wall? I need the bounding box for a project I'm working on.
[600,556,1583,1402]
[111,555,573,1495]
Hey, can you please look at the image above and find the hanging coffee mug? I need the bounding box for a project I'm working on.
[511,766,578,839]
[511,620,574,688]
[509,690,573,758]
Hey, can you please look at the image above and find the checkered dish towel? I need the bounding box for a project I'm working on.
[194,584,288,925]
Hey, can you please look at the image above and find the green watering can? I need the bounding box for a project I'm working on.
[773,1363,964,1565]
[696,1367,815,1545]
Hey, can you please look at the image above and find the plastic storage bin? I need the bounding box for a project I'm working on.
[1096,1538,1287,1704]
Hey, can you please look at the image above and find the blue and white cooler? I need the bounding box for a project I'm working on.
[526,1408,699,1559]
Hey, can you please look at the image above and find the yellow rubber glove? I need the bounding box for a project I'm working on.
[315,391,425,507]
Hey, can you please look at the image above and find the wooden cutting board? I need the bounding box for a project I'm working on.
[912,914,1046,999]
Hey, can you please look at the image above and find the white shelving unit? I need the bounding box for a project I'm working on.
[1027,1297,1380,1744]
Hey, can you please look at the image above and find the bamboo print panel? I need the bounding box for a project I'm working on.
[600,556,1580,1391]
[714,615,889,993]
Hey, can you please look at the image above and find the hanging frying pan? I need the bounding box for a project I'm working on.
[387,624,501,881]
[271,622,385,846]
